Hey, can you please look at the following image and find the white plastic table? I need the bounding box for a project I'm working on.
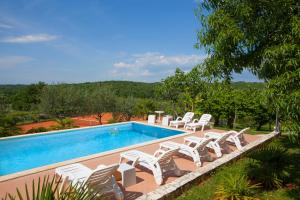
[162,115,173,126]
[117,163,136,187]
[155,111,164,122]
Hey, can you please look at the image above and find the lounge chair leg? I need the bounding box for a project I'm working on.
[152,166,163,185]
[112,177,124,200]
[233,138,242,150]
[213,143,222,158]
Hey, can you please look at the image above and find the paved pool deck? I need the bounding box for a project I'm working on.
[0,122,273,199]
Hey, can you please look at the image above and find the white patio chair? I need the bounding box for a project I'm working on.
[185,114,212,132]
[55,163,124,200]
[119,148,181,185]
[159,137,214,167]
[204,127,250,150]
[169,112,194,128]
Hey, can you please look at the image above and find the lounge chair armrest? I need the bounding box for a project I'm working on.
[153,149,167,157]
[192,119,199,123]
[175,117,182,121]
[227,130,238,135]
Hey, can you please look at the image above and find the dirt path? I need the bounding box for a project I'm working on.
[18,113,144,133]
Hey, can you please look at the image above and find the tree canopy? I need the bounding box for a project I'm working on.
[196,0,300,141]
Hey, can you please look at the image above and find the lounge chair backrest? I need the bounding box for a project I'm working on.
[84,164,119,190]
[194,138,214,151]
[199,114,212,123]
[182,112,194,122]
[215,132,233,144]
[236,127,250,138]
[157,148,178,166]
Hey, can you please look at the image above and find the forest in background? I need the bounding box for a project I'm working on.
[0,72,271,138]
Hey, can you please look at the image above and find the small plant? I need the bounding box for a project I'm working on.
[215,173,260,200]
[26,127,48,134]
[55,118,76,129]
[107,118,118,124]
[2,176,98,200]
[247,141,290,189]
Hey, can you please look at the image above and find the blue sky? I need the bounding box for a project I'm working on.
[0,0,259,84]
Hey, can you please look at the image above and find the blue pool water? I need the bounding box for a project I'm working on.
[0,122,183,176]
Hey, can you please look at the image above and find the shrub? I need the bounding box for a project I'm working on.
[107,118,119,124]
[215,173,260,200]
[247,142,290,189]
[55,118,76,129]
[26,127,48,134]
[2,176,98,200]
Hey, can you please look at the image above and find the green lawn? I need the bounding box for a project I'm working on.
[177,135,300,200]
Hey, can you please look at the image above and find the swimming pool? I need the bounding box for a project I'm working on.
[0,122,184,176]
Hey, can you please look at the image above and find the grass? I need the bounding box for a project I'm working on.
[177,135,300,200]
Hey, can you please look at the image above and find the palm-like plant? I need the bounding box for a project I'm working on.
[215,173,260,200]
[55,118,76,129]
[247,142,290,189]
[2,176,98,200]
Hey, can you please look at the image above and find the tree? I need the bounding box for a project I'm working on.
[87,87,117,124]
[134,99,156,119]
[0,93,9,114]
[12,82,46,111]
[116,96,137,121]
[196,0,300,139]
[39,85,86,118]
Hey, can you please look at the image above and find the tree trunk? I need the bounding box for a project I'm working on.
[214,115,220,126]
[227,113,235,129]
[97,113,103,125]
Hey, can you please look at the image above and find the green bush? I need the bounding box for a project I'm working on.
[107,118,119,124]
[26,127,49,134]
[2,176,98,200]
[215,173,260,200]
[247,142,290,189]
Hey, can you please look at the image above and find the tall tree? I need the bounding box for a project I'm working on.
[87,87,117,124]
[196,0,300,139]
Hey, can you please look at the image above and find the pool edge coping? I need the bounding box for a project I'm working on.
[0,121,192,182]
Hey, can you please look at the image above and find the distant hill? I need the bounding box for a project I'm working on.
[0,81,265,99]
[0,81,160,99]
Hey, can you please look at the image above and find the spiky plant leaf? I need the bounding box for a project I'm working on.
[215,173,260,200]
[247,142,290,189]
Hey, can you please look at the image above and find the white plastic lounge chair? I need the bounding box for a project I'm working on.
[148,114,156,124]
[185,132,233,158]
[159,137,214,167]
[204,127,250,150]
[169,112,194,128]
[119,148,181,185]
[185,114,212,132]
[55,163,124,200]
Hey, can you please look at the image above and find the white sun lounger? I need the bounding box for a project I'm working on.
[185,131,233,158]
[55,163,124,200]
[204,127,250,150]
[119,148,181,185]
[169,112,194,128]
[159,137,213,167]
[185,114,212,132]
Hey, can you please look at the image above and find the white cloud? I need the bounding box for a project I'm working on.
[0,56,33,69]
[2,34,58,43]
[0,22,13,29]
[111,52,207,81]
[113,52,206,68]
